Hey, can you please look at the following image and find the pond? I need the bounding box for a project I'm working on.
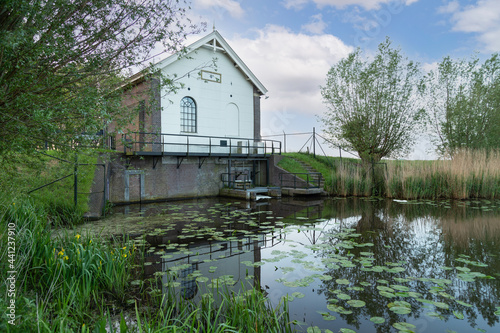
[93,197,500,332]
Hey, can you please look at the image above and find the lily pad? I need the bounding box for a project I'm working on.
[347,300,366,308]
[393,322,416,331]
[340,329,356,333]
[453,311,464,320]
[370,316,385,324]
[336,278,350,285]
[389,306,412,315]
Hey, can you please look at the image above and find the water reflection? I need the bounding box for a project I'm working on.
[101,197,500,332]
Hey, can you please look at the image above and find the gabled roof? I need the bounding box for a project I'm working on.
[155,30,268,95]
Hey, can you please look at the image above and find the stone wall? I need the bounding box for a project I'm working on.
[108,154,230,204]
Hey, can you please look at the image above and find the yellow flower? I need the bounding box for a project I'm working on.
[75,234,81,240]
[58,250,64,256]
[122,246,127,250]
[53,248,56,254]
[63,256,69,260]
[123,254,127,258]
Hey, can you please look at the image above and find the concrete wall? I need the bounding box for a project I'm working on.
[107,154,271,204]
[108,154,228,204]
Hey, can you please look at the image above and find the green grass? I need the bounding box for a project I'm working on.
[0,149,98,225]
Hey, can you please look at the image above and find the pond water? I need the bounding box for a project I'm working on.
[97,197,500,333]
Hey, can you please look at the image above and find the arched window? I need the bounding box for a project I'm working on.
[180,97,196,133]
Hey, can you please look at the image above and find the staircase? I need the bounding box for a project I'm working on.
[289,157,324,190]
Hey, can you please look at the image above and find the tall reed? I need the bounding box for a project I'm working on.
[385,149,500,200]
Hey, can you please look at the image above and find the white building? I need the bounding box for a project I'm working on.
[107,31,282,203]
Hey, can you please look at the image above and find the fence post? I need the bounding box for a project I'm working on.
[74,153,78,207]
[313,127,316,158]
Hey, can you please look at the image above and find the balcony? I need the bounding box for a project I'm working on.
[116,132,281,157]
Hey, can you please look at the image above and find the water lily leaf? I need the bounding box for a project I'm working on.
[393,322,416,331]
[370,317,385,324]
[455,300,473,307]
[456,267,471,273]
[377,286,395,293]
[292,292,305,299]
[337,293,351,300]
[425,312,444,320]
[336,279,350,285]
[196,276,209,283]
[433,302,449,310]
[307,326,321,333]
[453,311,464,320]
[321,314,337,321]
[389,306,412,315]
[380,291,396,298]
[391,285,410,292]
[327,304,352,315]
[340,329,356,333]
[347,300,366,308]
[390,301,412,308]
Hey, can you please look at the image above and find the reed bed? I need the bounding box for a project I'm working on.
[281,150,500,199]
[385,149,500,200]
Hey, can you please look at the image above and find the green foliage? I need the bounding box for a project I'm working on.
[0,0,201,155]
[0,193,137,331]
[426,54,500,156]
[320,37,425,164]
[0,150,98,224]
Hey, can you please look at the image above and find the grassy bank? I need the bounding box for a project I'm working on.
[0,149,98,225]
[279,149,500,199]
[0,193,293,332]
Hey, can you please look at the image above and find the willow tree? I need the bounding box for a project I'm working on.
[320,38,425,164]
[426,54,500,157]
[0,0,202,154]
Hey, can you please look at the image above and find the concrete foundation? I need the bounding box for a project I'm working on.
[107,153,271,204]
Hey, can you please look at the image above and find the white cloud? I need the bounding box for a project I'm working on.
[193,0,244,18]
[437,1,460,14]
[227,25,353,135]
[283,0,418,10]
[301,14,328,34]
[282,0,310,10]
[447,0,500,52]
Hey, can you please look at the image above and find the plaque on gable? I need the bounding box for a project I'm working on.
[201,70,221,83]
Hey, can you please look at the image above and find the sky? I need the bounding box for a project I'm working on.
[175,0,500,159]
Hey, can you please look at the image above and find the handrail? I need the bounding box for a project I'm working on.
[279,172,322,189]
[120,132,281,156]
[221,172,252,189]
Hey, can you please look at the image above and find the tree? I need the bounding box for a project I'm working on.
[0,0,202,154]
[320,38,424,164]
[426,54,500,156]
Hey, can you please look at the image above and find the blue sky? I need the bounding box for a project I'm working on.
[182,0,500,159]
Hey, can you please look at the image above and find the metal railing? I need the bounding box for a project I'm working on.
[221,172,252,190]
[279,172,322,189]
[119,132,281,157]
